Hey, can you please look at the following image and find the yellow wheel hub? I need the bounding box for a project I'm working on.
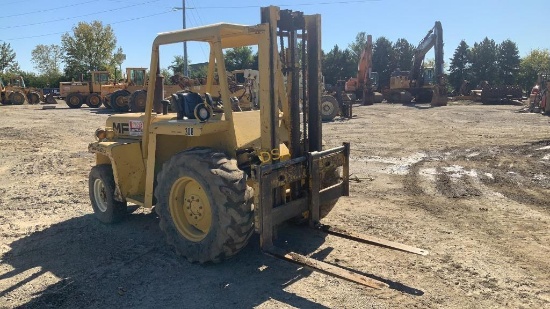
[115,96,127,107]
[169,177,212,242]
[69,96,80,105]
[90,96,100,105]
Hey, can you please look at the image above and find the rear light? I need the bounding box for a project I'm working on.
[95,128,107,140]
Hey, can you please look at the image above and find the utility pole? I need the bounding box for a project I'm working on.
[182,0,188,76]
[174,1,188,76]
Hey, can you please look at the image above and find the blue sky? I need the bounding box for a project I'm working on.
[1,0,548,74]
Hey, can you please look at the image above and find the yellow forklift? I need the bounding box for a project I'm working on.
[87,6,427,289]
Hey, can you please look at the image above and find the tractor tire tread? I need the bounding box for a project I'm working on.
[155,147,254,263]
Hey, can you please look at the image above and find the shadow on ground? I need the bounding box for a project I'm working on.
[1,210,422,308]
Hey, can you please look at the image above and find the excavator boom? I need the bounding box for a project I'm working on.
[410,21,443,86]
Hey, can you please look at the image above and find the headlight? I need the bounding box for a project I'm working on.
[95,128,107,140]
[194,103,213,122]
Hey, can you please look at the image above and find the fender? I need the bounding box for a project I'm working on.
[89,141,145,202]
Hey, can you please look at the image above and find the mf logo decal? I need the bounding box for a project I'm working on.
[113,122,129,134]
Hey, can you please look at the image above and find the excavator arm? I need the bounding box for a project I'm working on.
[410,21,443,87]
[356,35,373,89]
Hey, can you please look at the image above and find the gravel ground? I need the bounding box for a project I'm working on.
[0,100,549,308]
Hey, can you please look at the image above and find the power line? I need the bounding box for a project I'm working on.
[186,0,380,9]
[0,0,161,30]
[5,10,175,41]
[2,0,39,5]
[0,1,98,18]
[188,0,208,60]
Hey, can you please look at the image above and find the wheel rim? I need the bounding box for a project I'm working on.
[169,176,212,242]
[29,93,39,104]
[69,95,80,106]
[115,95,127,107]
[13,92,25,104]
[93,178,108,213]
[89,95,100,106]
[135,93,146,108]
[321,100,335,116]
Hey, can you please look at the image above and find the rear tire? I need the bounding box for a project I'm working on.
[103,96,112,109]
[10,91,26,105]
[27,92,40,104]
[155,148,254,263]
[66,93,84,108]
[129,90,147,112]
[86,93,102,108]
[321,95,339,121]
[111,90,130,112]
[89,165,128,223]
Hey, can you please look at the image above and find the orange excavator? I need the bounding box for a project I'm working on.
[343,34,381,105]
[320,34,380,121]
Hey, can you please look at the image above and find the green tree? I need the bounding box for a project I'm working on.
[392,38,414,71]
[497,39,520,85]
[0,42,17,74]
[189,64,207,79]
[31,44,63,76]
[423,58,435,68]
[322,45,356,85]
[160,68,174,84]
[448,40,471,92]
[224,47,254,71]
[111,47,125,79]
[348,32,368,61]
[372,37,394,89]
[169,55,187,75]
[61,21,122,80]
[252,52,259,70]
[470,37,498,87]
[518,49,550,91]
[18,71,50,88]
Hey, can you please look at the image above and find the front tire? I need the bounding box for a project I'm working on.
[10,91,26,105]
[155,148,254,263]
[86,93,102,108]
[89,165,128,223]
[321,95,339,121]
[111,90,130,112]
[129,90,147,112]
[27,92,40,104]
[66,93,83,108]
[103,96,112,109]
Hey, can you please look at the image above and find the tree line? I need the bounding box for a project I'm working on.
[1,21,550,93]
[325,33,546,94]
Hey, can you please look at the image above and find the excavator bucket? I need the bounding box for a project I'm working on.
[431,75,448,106]
[45,93,57,104]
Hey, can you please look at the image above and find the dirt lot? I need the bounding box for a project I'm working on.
[0,100,549,308]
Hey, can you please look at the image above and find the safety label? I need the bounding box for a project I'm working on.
[129,120,143,136]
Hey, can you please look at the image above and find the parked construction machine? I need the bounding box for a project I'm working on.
[103,67,150,112]
[320,35,381,121]
[343,34,382,105]
[61,71,111,108]
[528,73,550,113]
[87,6,427,289]
[0,76,54,105]
[384,21,448,106]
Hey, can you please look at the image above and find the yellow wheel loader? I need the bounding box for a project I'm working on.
[61,71,110,109]
[0,76,52,105]
[87,6,427,289]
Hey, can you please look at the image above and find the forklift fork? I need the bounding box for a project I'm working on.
[253,143,428,289]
